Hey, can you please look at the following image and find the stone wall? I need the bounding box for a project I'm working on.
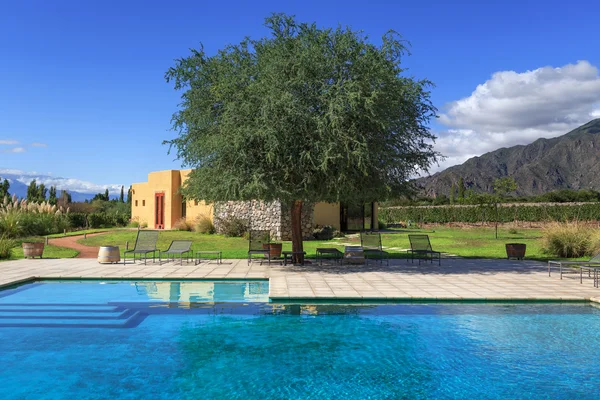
[280,202,314,241]
[213,200,282,239]
[213,200,315,241]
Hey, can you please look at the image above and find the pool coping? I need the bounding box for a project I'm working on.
[3,276,600,305]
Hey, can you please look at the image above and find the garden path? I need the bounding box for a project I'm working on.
[49,232,107,258]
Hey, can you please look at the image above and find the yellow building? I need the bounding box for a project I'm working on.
[131,169,378,239]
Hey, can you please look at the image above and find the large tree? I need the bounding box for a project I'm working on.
[165,14,438,260]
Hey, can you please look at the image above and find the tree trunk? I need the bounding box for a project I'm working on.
[290,200,304,264]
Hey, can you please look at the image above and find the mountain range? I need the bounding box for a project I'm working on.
[0,170,123,202]
[417,119,600,197]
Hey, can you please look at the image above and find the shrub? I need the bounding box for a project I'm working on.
[0,236,14,259]
[128,219,140,228]
[194,214,215,234]
[68,213,88,229]
[378,221,387,230]
[541,222,590,258]
[140,221,148,228]
[0,196,70,238]
[216,215,248,237]
[312,225,334,240]
[508,227,519,234]
[589,230,600,256]
[173,218,193,231]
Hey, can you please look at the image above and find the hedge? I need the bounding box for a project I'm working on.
[68,212,129,229]
[379,203,600,224]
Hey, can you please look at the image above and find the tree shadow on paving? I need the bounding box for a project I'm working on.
[278,258,548,275]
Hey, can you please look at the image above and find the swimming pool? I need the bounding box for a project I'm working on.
[1,280,599,399]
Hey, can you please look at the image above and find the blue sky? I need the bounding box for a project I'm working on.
[1,0,599,192]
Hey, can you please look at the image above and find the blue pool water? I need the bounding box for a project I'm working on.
[1,281,600,399]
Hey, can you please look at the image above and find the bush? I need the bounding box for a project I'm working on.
[313,225,334,240]
[216,216,248,237]
[508,227,519,234]
[541,222,591,258]
[0,236,14,259]
[68,213,88,229]
[194,214,215,234]
[173,218,193,231]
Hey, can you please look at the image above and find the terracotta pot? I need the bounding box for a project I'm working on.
[506,243,526,260]
[263,243,283,258]
[22,242,44,259]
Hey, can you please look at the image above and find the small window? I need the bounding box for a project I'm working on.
[135,200,138,207]
[194,200,198,206]
[142,200,146,206]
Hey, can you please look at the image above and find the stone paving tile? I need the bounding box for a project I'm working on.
[2,258,600,302]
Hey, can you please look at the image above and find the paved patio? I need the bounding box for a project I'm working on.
[1,257,599,303]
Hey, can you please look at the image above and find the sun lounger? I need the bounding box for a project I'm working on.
[123,230,159,265]
[360,232,389,265]
[159,240,193,265]
[407,234,441,265]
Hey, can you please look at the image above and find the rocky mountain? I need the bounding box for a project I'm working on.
[417,119,600,196]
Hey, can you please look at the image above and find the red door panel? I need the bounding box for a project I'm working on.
[155,192,165,229]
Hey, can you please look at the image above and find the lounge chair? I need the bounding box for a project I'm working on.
[360,231,389,265]
[123,230,159,265]
[548,252,600,282]
[159,240,193,265]
[407,234,441,265]
[248,230,270,265]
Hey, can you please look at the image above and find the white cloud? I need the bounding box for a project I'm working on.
[0,140,19,145]
[30,142,48,147]
[1,147,26,153]
[429,60,600,174]
[0,168,124,194]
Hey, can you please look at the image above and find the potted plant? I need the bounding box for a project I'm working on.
[267,242,283,259]
[259,232,283,259]
[505,243,526,260]
[22,240,45,259]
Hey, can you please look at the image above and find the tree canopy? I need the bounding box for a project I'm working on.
[165,14,438,205]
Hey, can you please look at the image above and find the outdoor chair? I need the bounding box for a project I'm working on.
[360,231,390,265]
[248,230,270,265]
[548,251,600,281]
[159,240,193,265]
[407,234,441,265]
[123,230,159,265]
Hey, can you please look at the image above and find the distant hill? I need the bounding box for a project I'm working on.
[0,172,121,202]
[417,119,600,197]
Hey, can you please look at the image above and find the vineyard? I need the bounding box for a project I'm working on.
[379,202,600,224]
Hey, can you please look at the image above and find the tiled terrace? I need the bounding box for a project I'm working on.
[1,258,599,303]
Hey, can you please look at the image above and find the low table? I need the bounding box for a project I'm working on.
[282,251,306,266]
[344,246,365,264]
[316,248,343,265]
[579,265,600,288]
[195,251,222,265]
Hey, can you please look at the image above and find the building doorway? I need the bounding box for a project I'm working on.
[155,192,165,229]
[340,202,374,231]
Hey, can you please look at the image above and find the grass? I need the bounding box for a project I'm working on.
[78,226,564,260]
[1,236,79,261]
[45,227,127,238]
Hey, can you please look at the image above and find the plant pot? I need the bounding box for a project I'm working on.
[263,243,283,258]
[22,242,44,259]
[506,243,526,260]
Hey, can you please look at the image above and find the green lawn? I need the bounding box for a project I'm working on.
[45,227,127,238]
[78,226,558,260]
[3,237,79,261]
